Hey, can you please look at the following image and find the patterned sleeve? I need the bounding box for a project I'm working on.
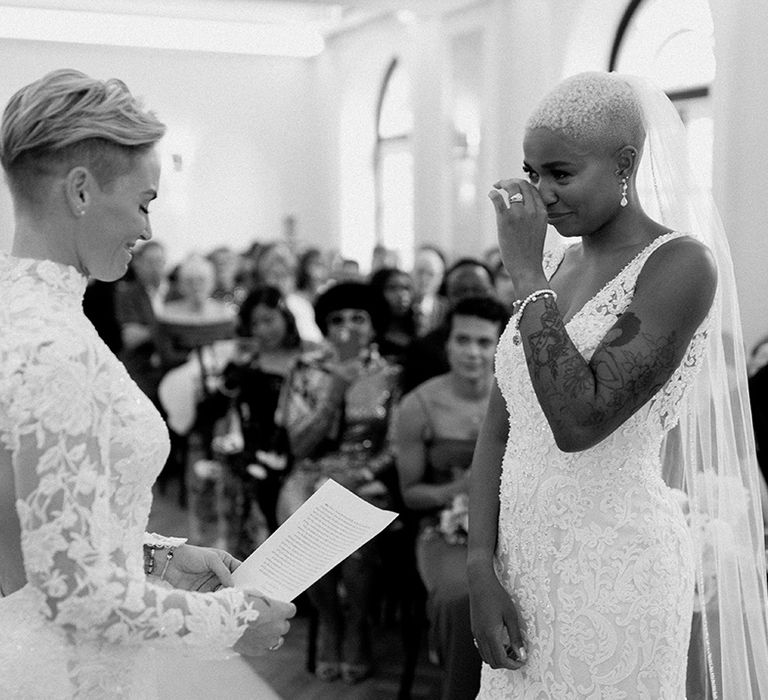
[1,330,258,652]
[276,352,342,441]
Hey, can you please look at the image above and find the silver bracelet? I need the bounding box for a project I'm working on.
[159,546,177,581]
[513,289,557,345]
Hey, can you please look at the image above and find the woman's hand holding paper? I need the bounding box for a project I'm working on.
[233,593,296,656]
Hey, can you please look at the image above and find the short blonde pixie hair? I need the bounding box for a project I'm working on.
[526,71,645,155]
[0,69,166,204]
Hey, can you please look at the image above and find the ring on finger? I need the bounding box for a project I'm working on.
[473,638,479,649]
[508,192,524,204]
[268,638,284,652]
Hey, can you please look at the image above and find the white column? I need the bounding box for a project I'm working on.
[409,16,451,253]
[710,0,768,350]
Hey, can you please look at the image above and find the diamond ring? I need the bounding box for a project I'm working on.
[508,192,524,204]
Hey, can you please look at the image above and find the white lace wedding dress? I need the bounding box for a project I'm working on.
[0,254,278,698]
[480,232,708,699]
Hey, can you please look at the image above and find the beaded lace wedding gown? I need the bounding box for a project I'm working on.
[479,232,708,699]
[0,254,277,699]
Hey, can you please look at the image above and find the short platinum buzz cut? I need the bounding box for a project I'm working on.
[526,71,646,154]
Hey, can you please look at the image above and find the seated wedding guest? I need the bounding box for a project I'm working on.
[337,257,362,281]
[208,245,245,308]
[235,240,262,291]
[209,286,304,558]
[0,67,293,699]
[401,258,496,394]
[297,247,331,304]
[276,282,401,684]
[256,241,323,344]
[157,253,236,369]
[393,296,508,700]
[370,266,418,366]
[157,254,238,528]
[413,244,448,337]
[115,238,168,404]
[371,243,400,274]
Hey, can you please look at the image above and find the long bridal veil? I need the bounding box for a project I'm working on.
[624,72,768,699]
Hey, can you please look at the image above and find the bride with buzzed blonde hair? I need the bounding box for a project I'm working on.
[468,71,768,699]
[0,69,294,698]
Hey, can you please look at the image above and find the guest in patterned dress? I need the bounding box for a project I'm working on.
[276,281,401,684]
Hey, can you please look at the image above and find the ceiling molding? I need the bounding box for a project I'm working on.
[0,0,485,55]
[0,1,331,56]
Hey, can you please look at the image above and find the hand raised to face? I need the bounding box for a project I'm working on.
[488,179,549,290]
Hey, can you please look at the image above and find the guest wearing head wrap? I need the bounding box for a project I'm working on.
[276,281,401,685]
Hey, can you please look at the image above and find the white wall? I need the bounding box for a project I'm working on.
[315,0,631,265]
[709,0,768,350]
[315,15,410,270]
[0,38,330,264]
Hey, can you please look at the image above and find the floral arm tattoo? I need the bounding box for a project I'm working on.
[522,297,678,440]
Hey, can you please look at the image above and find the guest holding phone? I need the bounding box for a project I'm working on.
[276,282,401,684]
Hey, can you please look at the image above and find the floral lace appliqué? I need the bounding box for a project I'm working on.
[480,233,707,699]
[0,254,258,698]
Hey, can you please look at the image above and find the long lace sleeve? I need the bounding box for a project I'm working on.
[2,330,258,653]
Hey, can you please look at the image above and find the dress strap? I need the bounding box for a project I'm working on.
[616,231,688,292]
[543,244,570,281]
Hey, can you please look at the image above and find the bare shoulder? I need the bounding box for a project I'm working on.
[643,235,716,283]
[396,384,430,423]
[636,234,717,321]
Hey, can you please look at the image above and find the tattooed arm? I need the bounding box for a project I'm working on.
[518,237,717,452]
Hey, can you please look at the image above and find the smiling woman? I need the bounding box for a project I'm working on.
[0,69,295,698]
[1,69,165,281]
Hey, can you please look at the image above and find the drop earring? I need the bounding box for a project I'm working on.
[619,177,628,207]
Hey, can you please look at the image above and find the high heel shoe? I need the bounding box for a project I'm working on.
[314,617,342,682]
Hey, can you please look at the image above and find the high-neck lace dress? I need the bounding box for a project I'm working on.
[479,233,709,699]
[0,254,271,698]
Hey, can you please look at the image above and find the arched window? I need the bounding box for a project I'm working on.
[611,0,715,191]
[374,58,414,270]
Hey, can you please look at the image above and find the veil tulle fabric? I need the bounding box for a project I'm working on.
[623,73,768,699]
